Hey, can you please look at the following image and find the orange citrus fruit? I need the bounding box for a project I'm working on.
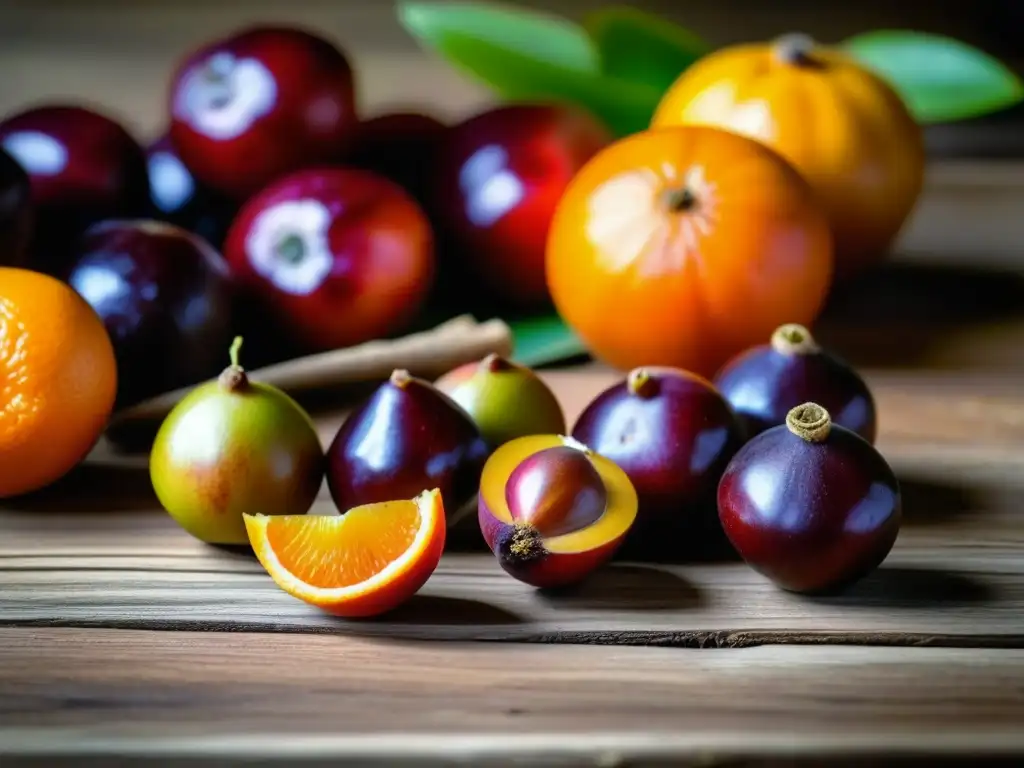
[0,267,118,498]
[651,33,925,279]
[244,488,446,618]
[545,125,833,378]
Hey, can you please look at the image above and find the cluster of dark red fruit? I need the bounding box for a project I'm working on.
[321,321,900,595]
[0,24,612,409]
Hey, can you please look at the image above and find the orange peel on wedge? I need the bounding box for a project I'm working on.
[244,487,446,618]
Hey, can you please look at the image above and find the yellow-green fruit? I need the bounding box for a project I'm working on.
[435,353,566,449]
[150,338,324,545]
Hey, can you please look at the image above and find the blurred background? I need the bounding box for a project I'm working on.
[2,0,1022,155]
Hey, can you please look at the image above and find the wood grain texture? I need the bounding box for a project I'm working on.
[0,628,1022,766]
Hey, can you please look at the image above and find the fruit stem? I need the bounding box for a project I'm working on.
[663,186,697,213]
[390,369,413,388]
[771,323,820,356]
[627,368,658,398]
[219,336,248,392]
[786,402,832,443]
[481,353,514,373]
[773,33,820,67]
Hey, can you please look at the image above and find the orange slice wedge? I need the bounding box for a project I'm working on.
[244,488,446,618]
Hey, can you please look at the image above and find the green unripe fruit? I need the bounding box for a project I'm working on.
[435,353,566,450]
[150,337,325,545]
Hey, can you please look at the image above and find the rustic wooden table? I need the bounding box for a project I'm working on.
[3,4,1024,765]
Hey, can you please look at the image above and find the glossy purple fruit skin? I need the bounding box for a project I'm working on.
[571,369,745,558]
[326,377,489,515]
[145,134,237,251]
[65,220,235,408]
[0,146,32,266]
[0,105,150,273]
[715,346,877,444]
[717,423,901,594]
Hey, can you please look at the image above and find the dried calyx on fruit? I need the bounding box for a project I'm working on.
[150,336,325,546]
[717,401,901,594]
[478,435,638,588]
[434,353,566,451]
[714,322,877,443]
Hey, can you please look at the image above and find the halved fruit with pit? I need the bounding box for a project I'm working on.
[244,488,445,617]
[478,435,638,588]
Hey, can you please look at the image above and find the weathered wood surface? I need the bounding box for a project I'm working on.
[0,628,1022,767]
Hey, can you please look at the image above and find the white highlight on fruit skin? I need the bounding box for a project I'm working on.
[245,199,333,295]
[459,144,524,228]
[2,131,68,176]
[174,52,278,141]
[148,150,195,212]
[584,163,719,278]
[680,83,777,143]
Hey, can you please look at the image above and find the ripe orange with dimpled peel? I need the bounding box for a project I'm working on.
[545,124,834,378]
[0,267,117,498]
[651,33,926,279]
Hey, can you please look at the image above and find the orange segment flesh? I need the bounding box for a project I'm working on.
[480,436,637,554]
[244,488,445,606]
[265,500,422,589]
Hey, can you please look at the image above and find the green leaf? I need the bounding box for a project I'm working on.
[843,30,1024,123]
[398,1,599,74]
[583,5,710,93]
[510,314,588,367]
[397,1,661,136]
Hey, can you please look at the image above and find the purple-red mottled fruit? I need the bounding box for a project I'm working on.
[717,402,901,594]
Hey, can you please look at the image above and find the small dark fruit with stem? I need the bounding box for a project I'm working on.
[434,353,566,450]
[432,103,611,308]
[150,337,325,545]
[571,367,744,559]
[717,402,901,594]
[65,219,235,408]
[0,104,150,273]
[169,25,358,200]
[0,146,32,266]
[326,369,489,523]
[145,133,237,250]
[714,323,877,443]
[478,435,637,588]
[223,167,434,354]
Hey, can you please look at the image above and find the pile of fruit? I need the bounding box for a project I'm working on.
[12,6,1011,618]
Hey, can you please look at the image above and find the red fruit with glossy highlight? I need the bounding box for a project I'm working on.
[223,167,434,353]
[432,104,612,308]
[168,26,358,200]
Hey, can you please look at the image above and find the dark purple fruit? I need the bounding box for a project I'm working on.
[0,104,150,273]
[145,133,237,250]
[348,111,447,207]
[65,219,235,408]
[0,146,32,266]
[571,366,744,559]
[326,369,489,521]
[714,323,877,443]
[717,402,901,594]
